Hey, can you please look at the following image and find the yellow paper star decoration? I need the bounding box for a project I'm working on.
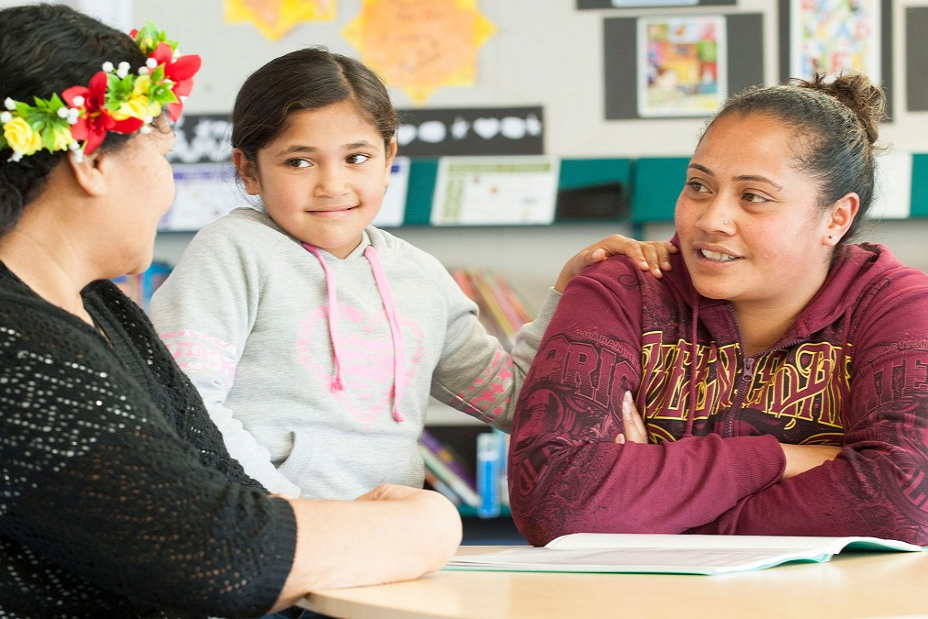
[342,0,496,106]
[225,0,336,42]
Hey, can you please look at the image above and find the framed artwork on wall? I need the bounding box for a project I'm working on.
[779,0,892,116]
[636,15,727,117]
[604,13,763,120]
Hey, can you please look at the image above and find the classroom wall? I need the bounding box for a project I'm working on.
[63,0,928,308]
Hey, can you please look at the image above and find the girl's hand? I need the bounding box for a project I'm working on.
[555,235,677,292]
[615,391,648,444]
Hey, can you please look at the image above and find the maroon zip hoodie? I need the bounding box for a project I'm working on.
[509,241,928,546]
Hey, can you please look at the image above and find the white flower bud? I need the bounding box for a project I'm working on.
[139,66,150,76]
[3,97,15,111]
[57,107,69,118]
[72,96,85,107]
[102,61,115,73]
[146,58,158,70]
[140,125,152,134]
[0,111,11,123]
[117,61,130,78]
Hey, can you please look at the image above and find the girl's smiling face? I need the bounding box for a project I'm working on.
[234,100,396,258]
[674,112,855,320]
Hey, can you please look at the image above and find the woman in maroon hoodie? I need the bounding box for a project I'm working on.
[509,71,928,547]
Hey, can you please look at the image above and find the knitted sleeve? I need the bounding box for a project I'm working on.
[0,291,296,617]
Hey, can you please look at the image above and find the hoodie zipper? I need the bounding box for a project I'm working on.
[723,304,809,437]
[726,355,754,437]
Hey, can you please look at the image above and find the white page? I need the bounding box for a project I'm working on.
[446,534,924,575]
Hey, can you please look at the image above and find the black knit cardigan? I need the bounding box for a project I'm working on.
[0,263,296,618]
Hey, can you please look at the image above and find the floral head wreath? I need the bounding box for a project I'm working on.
[0,21,200,163]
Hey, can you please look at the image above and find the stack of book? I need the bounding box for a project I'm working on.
[419,428,509,518]
[450,268,534,351]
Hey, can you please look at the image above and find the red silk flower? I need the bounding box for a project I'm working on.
[62,71,143,154]
[149,42,202,121]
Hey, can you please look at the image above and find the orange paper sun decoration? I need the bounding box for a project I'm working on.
[225,0,336,42]
[342,0,496,106]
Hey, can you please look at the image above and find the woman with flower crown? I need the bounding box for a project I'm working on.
[0,4,461,618]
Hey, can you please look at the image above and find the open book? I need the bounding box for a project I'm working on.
[445,533,925,576]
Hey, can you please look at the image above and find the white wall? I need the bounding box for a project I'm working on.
[117,0,928,306]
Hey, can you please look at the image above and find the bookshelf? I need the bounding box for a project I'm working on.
[417,267,528,533]
[421,424,522,544]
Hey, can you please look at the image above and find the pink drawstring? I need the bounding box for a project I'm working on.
[302,242,405,422]
[365,246,405,422]
[303,243,344,392]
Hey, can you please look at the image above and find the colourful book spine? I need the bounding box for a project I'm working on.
[499,432,511,508]
[419,444,481,508]
[423,468,463,506]
[419,429,478,489]
[451,269,478,301]
[492,271,534,324]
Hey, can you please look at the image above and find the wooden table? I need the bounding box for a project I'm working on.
[300,544,928,618]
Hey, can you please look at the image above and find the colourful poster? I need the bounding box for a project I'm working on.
[789,0,881,82]
[342,0,495,106]
[637,16,727,117]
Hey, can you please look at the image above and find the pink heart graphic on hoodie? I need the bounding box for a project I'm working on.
[297,305,423,427]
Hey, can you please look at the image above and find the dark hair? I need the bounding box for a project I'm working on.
[0,3,145,234]
[231,47,399,164]
[705,72,886,243]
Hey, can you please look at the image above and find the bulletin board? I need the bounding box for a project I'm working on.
[906,7,928,112]
[577,0,734,8]
[603,13,763,120]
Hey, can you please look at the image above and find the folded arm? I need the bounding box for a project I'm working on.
[507,264,783,545]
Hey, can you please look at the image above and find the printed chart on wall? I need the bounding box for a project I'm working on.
[161,165,240,231]
[431,156,560,226]
[161,114,238,231]
[788,0,881,82]
[637,15,727,117]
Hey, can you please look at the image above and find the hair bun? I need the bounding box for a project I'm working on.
[799,72,886,145]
